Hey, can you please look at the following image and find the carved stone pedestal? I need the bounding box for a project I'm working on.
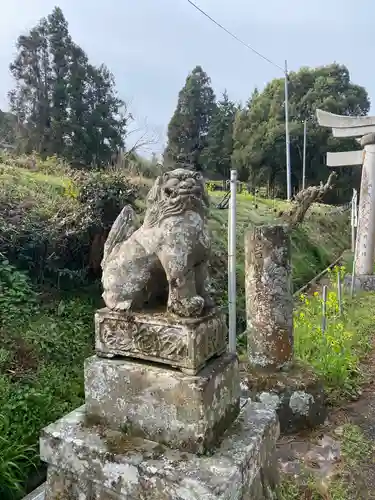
[95,308,227,375]
[85,353,240,454]
[37,310,280,499]
[40,402,279,500]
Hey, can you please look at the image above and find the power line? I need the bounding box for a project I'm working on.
[185,0,292,201]
[185,0,284,73]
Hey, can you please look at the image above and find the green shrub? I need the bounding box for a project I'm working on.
[77,170,137,229]
[0,165,138,289]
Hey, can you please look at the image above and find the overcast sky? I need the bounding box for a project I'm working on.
[0,0,373,155]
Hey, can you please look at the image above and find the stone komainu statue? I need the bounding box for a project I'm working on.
[101,169,214,317]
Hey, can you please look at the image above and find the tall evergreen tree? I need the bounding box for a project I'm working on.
[8,7,127,166]
[47,7,71,157]
[232,64,370,201]
[66,43,89,163]
[78,63,127,165]
[201,90,237,178]
[0,110,17,146]
[9,18,52,155]
[165,66,216,170]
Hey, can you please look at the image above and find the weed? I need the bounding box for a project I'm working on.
[294,266,375,401]
[0,254,37,327]
[278,477,321,500]
[0,260,96,499]
[0,413,36,499]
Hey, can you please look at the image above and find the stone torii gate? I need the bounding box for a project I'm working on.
[316,109,375,278]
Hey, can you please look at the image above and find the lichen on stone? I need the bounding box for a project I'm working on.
[289,390,314,416]
[101,169,215,318]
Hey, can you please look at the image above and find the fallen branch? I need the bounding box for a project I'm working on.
[283,172,337,228]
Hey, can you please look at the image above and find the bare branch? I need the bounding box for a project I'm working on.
[283,172,337,228]
[125,116,160,156]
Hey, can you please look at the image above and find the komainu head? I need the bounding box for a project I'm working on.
[143,169,209,228]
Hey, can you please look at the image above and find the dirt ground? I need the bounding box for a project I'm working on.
[276,332,375,499]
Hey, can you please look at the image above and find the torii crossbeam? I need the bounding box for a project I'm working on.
[317,109,375,276]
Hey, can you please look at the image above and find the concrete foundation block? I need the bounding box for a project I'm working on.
[95,308,227,374]
[344,274,375,292]
[40,401,280,500]
[85,353,240,454]
[241,361,326,434]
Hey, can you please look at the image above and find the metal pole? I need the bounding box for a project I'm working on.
[337,272,343,317]
[350,235,357,299]
[322,285,328,332]
[350,205,358,299]
[302,119,307,190]
[351,189,356,253]
[284,60,292,200]
[228,169,237,353]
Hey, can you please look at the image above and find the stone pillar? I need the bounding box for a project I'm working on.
[242,224,326,433]
[355,133,375,276]
[245,224,293,369]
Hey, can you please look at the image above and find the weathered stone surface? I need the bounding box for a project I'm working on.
[244,224,293,369]
[241,361,326,434]
[354,135,375,276]
[85,353,240,454]
[101,169,215,318]
[45,467,123,500]
[26,471,278,500]
[95,308,227,374]
[344,274,375,292]
[40,401,280,500]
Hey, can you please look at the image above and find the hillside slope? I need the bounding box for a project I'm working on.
[209,191,350,325]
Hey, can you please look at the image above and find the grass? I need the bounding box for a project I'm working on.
[0,164,78,230]
[0,255,98,499]
[209,189,350,331]
[209,189,350,290]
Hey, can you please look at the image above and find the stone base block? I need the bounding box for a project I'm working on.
[344,274,375,292]
[40,401,279,500]
[95,308,227,374]
[241,361,326,434]
[85,353,240,454]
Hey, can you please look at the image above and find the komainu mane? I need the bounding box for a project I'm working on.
[101,168,214,317]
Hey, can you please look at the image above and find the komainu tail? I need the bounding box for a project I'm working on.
[102,205,137,268]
